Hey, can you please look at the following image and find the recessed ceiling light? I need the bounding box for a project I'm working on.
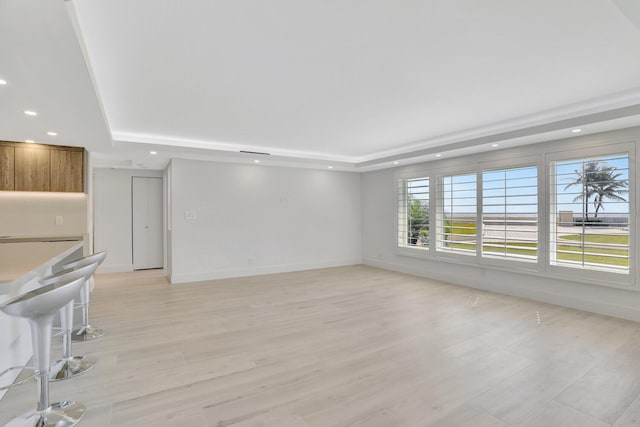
[24,110,37,116]
[435,154,442,157]
[491,143,499,147]
[25,139,35,143]
[254,159,260,163]
[150,151,157,155]
[327,166,333,169]
[47,131,57,136]
[393,161,399,165]
[0,79,7,85]
[571,128,582,133]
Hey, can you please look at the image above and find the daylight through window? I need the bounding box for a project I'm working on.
[482,166,538,262]
[437,173,477,255]
[550,154,630,273]
[398,177,429,248]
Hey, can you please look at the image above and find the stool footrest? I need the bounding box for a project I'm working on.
[71,325,104,342]
[0,365,36,391]
[5,400,85,427]
[49,355,96,381]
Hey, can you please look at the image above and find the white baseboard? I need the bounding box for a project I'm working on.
[363,257,640,323]
[170,258,362,284]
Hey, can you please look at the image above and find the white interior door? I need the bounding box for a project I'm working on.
[132,176,163,270]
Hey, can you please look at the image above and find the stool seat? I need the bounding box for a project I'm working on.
[40,263,99,381]
[2,280,82,319]
[60,251,107,271]
[0,277,86,427]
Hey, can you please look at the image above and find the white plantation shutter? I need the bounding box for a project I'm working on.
[398,177,429,249]
[394,141,634,288]
[482,166,538,262]
[437,173,477,255]
[550,154,630,273]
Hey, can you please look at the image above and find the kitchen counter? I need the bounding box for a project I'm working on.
[0,235,87,282]
[0,234,84,243]
[0,242,85,400]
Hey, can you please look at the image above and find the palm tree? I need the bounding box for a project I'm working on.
[592,164,628,218]
[564,161,628,221]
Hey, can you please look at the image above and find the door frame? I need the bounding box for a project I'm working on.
[131,175,164,270]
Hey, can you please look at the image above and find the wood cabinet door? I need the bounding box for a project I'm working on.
[14,147,50,191]
[0,146,14,190]
[50,150,84,192]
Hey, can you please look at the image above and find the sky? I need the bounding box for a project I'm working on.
[406,154,629,218]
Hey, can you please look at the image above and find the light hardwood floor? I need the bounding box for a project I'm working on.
[2,265,640,426]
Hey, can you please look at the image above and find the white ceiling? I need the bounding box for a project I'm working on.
[2,0,640,171]
[0,0,111,152]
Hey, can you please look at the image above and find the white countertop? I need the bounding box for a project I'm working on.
[0,242,85,400]
[0,242,85,300]
[0,234,84,244]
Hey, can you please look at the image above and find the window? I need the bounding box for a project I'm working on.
[482,166,538,262]
[395,139,635,288]
[398,177,429,248]
[550,154,630,273]
[437,173,477,255]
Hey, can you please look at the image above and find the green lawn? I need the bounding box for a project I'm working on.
[483,242,538,257]
[555,246,628,267]
[449,242,536,257]
[445,221,476,236]
[445,233,629,268]
[558,234,628,245]
[556,233,628,267]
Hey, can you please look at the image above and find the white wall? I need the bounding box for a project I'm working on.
[0,191,87,237]
[169,159,362,283]
[164,164,172,278]
[0,192,87,278]
[93,168,163,272]
[362,127,640,322]
[85,151,94,254]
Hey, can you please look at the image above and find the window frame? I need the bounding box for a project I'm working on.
[479,162,540,269]
[396,169,433,258]
[435,170,479,261]
[397,175,431,255]
[393,138,638,291]
[546,142,636,288]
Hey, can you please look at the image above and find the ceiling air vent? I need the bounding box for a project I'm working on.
[240,150,271,156]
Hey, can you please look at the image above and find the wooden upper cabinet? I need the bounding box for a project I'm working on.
[15,146,51,191]
[0,141,84,192]
[0,146,15,190]
[50,150,84,192]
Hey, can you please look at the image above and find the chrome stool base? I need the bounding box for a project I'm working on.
[5,400,85,427]
[71,326,104,342]
[49,355,96,381]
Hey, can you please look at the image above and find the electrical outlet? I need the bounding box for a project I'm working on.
[55,215,63,225]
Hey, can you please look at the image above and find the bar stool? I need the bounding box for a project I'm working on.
[39,263,100,381]
[0,277,86,427]
[59,251,107,342]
